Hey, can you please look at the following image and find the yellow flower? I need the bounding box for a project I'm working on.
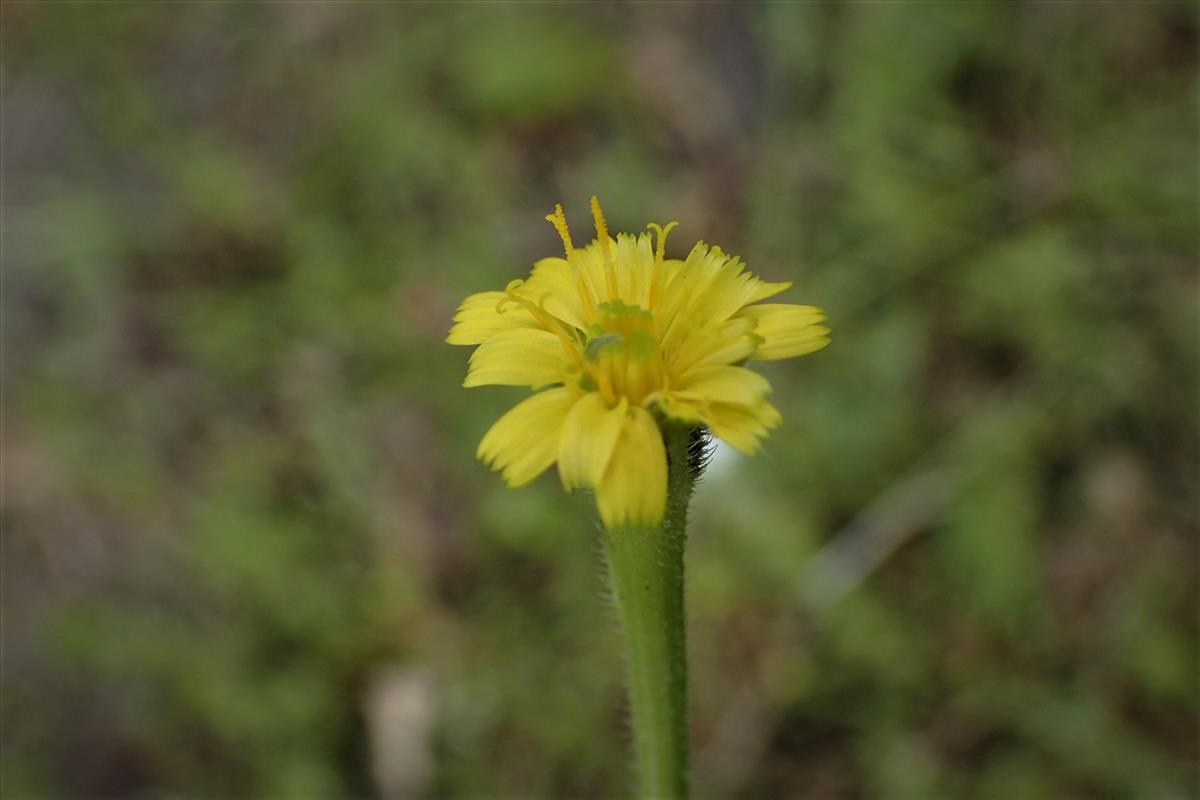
[449,197,829,528]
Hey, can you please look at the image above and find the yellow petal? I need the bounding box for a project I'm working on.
[701,400,782,454]
[670,316,759,373]
[574,242,614,305]
[523,258,589,330]
[556,393,628,490]
[739,304,830,361]
[612,232,655,307]
[749,279,793,304]
[672,365,771,407]
[463,329,565,388]
[651,392,706,425]
[652,242,717,326]
[658,243,773,327]
[652,388,705,424]
[477,388,575,486]
[447,291,538,345]
[595,407,667,527]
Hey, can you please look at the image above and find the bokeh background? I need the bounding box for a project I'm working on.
[3,2,1197,798]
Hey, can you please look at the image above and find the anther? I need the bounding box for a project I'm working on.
[590,195,619,299]
[548,202,599,316]
[545,204,574,257]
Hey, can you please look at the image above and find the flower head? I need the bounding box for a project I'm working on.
[449,198,829,528]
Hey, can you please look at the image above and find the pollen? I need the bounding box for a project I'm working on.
[449,198,829,528]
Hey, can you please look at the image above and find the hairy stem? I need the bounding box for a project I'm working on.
[603,425,702,799]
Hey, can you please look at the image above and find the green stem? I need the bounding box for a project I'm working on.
[603,425,700,800]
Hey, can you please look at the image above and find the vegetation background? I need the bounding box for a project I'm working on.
[3,2,1197,797]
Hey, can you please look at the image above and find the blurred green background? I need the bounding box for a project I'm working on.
[3,2,1197,797]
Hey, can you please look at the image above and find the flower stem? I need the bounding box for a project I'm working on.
[603,425,700,799]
